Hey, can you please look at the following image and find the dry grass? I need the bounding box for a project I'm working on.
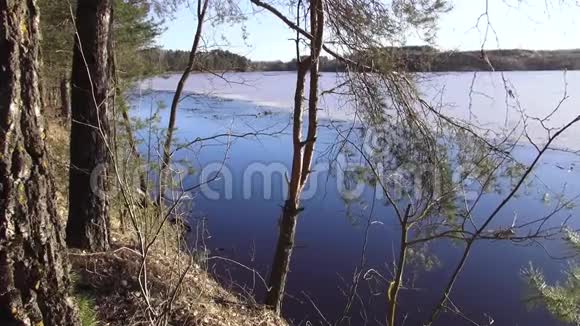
[68,237,286,326]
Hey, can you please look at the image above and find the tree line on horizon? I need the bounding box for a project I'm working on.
[143,46,580,74]
[140,48,346,72]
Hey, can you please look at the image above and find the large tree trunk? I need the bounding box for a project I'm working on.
[266,0,325,314]
[0,1,80,324]
[67,0,112,251]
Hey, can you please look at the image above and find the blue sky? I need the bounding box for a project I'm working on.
[157,0,580,61]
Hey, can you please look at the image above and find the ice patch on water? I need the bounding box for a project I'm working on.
[138,71,580,150]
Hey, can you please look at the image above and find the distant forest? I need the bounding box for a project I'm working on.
[141,48,345,72]
[143,47,580,73]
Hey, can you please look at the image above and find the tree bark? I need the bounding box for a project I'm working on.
[60,78,71,120]
[387,221,409,326]
[0,0,80,324]
[266,0,325,314]
[300,0,324,186]
[265,60,310,313]
[67,0,112,251]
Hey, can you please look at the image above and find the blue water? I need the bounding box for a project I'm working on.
[129,84,580,325]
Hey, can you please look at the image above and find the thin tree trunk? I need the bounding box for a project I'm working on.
[158,0,209,204]
[60,78,71,120]
[265,60,310,313]
[266,0,325,314]
[300,0,324,186]
[122,108,148,198]
[67,0,113,251]
[387,212,410,326]
[0,1,80,324]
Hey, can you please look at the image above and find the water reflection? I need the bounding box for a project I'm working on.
[129,79,580,325]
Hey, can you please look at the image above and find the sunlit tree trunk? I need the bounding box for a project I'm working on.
[387,208,410,326]
[67,0,113,251]
[0,0,80,324]
[265,60,310,313]
[122,108,148,194]
[266,0,325,314]
[60,78,71,120]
